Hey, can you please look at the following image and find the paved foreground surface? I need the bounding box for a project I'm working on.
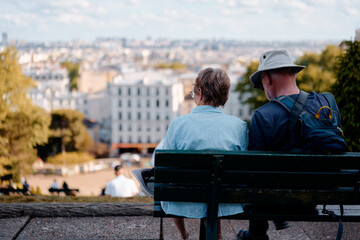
[1,216,359,240]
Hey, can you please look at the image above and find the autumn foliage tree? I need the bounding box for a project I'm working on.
[0,46,50,181]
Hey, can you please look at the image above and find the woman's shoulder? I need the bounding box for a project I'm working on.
[222,112,247,124]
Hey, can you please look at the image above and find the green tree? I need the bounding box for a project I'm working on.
[332,40,360,151]
[235,45,340,111]
[47,109,92,156]
[0,46,50,181]
[235,61,268,110]
[61,61,81,91]
[295,45,340,92]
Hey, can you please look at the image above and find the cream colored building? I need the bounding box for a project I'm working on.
[110,70,184,154]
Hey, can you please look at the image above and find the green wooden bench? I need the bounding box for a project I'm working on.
[153,150,360,240]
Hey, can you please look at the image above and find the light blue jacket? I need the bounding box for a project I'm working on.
[156,105,248,218]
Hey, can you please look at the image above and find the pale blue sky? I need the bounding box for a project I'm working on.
[1,0,359,42]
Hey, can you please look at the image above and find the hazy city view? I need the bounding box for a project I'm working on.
[1,0,359,197]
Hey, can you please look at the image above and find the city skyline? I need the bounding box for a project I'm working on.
[1,0,360,43]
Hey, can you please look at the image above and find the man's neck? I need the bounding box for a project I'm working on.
[276,88,300,98]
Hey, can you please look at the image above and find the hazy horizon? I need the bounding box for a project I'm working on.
[1,0,359,43]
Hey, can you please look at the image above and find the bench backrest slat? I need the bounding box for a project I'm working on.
[154,150,360,205]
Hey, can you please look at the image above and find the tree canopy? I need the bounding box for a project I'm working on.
[295,45,340,92]
[0,46,50,181]
[61,61,81,91]
[235,61,267,110]
[332,40,360,151]
[42,109,92,158]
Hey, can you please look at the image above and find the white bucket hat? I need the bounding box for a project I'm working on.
[250,50,306,89]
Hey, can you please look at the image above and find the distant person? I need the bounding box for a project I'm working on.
[22,179,31,195]
[62,181,69,190]
[105,164,138,197]
[62,181,77,196]
[155,68,248,240]
[51,179,59,189]
[99,187,106,197]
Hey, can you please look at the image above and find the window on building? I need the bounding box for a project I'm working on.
[138,112,141,120]
[137,100,141,108]
[147,112,150,120]
[165,115,169,120]
[138,137,142,143]
[146,100,150,107]
[165,87,169,96]
[128,100,131,107]
[239,109,243,117]
[118,100,122,107]
[129,136,132,143]
[119,136,122,143]
[128,88,131,96]
[156,114,160,120]
[165,100,169,107]
[119,112,122,120]
[138,125,141,132]
[157,126,160,132]
[128,112,131,120]
[137,88,141,96]
[156,88,159,96]
[128,125,132,131]
[118,88,122,95]
[147,127,151,132]
[156,100,160,107]
[119,124,122,131]
[147,136,151,143]
[146,88,150,96]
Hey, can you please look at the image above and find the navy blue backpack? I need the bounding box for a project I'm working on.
[273,91,348,153]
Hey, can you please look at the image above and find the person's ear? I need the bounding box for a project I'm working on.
[198,88,202,100]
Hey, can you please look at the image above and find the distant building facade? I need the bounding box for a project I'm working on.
[110,70,184,154]
[25,68,88,114]
[356,28,360,41]
[222,74,252,121]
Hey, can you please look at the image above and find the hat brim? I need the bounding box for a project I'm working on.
[250,65,305,89]
[131,168,154,197]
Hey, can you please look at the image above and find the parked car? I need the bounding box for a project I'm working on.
[120,153,140,162]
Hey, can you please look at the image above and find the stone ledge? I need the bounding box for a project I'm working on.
[0,203,153,218]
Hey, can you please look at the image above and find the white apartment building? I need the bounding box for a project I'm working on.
[25,68,88,115]
[110,70,184,152]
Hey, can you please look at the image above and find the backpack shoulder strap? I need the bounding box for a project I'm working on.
[272,91,309,131]
[321,92,337,111]
[272,95,295,112]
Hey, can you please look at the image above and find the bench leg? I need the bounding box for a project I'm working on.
[200,219,206,240]
[206,217,218,240]
[159,217,164,240]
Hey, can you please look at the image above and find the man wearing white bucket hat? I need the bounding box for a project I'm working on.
[237,50,347,240]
